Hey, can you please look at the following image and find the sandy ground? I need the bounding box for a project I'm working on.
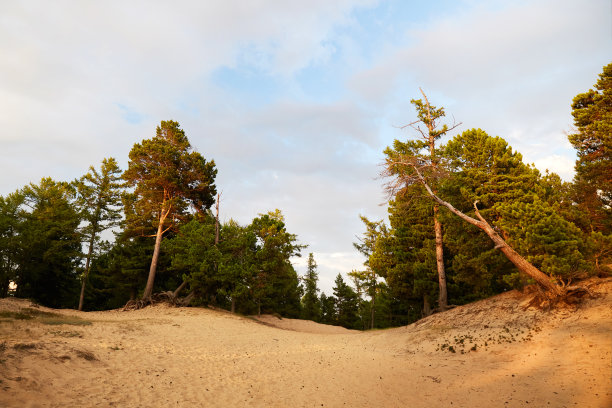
[0,279,610,408]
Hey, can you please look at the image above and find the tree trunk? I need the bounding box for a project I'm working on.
[433,205,448,310]
[414,167,561,296]
[173,280,188,298]
[423,296,432,317]
[78,231,97,311]
[215,193,220,245]
[370,285,376,330]
[142,206,169,301]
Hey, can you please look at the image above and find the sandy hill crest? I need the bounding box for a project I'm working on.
[1,278,610,407]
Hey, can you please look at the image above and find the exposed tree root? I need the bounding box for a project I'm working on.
[524,283,599,310]
[122,290,195,311]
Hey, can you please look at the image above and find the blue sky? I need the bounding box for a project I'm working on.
[1,0,610,293]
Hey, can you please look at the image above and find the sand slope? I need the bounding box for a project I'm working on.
[1,279,610,408]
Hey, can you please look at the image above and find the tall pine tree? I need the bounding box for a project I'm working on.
[123,120,217,302]
[74,157,124,310]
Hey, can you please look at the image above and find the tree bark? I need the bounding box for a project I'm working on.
[414,167,562,296]
[423,89,448,312]
[215,193,220,245]
[423,295,432,317]
[433,206,447,310]
[78,232,96,311]
[142,203,170,301]
[173,280,188,298]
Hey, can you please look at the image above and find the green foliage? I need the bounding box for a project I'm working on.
[123,120,218,233]
[0,191,24,297]
[163,210,304,316]
[301,253,321,321]
[15,178,82,308]
[444,129,590,286]
[84,235,155,310]
[385,185,439,307]
[568,62,612,224]
[250,210,305,317]
[123,120,217,299]
[497,199,589,281]
[74,157,124,309]
[319,292,336,325]
[75,157,123,247]
[332,274,360,329]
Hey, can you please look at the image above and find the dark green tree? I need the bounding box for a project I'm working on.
[165,216,257,312]
[301,253,321,321]
[217,219,257,313]
[568,62,612,233]
[319,293,336,325]
[0,191,24,297]
[332,273,360,329]
[250,210,305,317]
[74,157,124,310]
[353,215,395,327]
[123,120,217,302]
[386,90,460,311]
[15,178,82,307]
[384,186,439,315]
[444,129,589,286]
[85,235,155,310]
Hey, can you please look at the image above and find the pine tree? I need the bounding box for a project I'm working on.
[123,120,217,302]
[332,273,360,329]
[352,216,390,327]
[250,210,305,317]
[0,191,24,297]
[568,62,612,233]
[16,178,82,307]
[301,253,321,321]
[383,90,459,311]
[74,157,124,310]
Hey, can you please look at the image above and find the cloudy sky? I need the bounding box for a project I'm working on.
[1,0,610,293]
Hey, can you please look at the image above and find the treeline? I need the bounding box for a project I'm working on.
[0,64,609,331]
[342,62,611,328]
[0,121,305,316]
[295,62,611,330]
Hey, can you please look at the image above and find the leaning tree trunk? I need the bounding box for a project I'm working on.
[78,231,97,311]
[142,204,171,301]
[414,169,562,296]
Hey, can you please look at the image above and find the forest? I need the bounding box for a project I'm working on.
[0,63,609,330]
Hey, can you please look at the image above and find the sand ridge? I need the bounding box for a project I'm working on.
[0,279,611,407]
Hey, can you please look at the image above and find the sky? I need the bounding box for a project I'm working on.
[1,0,610,294]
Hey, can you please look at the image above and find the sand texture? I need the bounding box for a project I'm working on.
[1,279,611,408]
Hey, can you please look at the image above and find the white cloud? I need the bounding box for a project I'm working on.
[0,0,607,295]
[533,154,576,181]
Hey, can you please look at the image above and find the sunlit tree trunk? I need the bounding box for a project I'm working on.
[142,201,170,301]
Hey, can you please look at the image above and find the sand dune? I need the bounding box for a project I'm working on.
[1,279,610,408]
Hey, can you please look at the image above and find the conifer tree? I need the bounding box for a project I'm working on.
[384,90,459,311]
[74,157,124,311]
[301,253,321,321]
[568,62,612,233]
[16,178,82,307]
[250,210,305,316]
[353,216,389,327]
[332,273,360,329]
[0,192,24,297]
[123,120,217,302]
